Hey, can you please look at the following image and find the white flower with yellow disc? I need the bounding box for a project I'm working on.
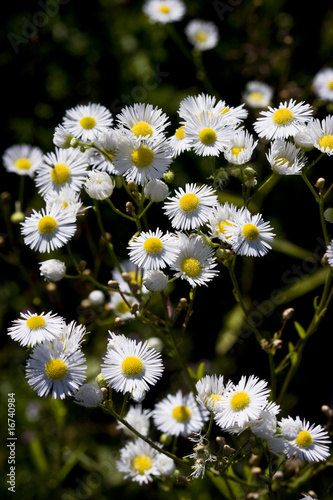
[62,102,113,141]
[2,144,43,177]
[116,102,170,140]
[35,147,89,197]
[7,311,64,347]
[128,228,179,270]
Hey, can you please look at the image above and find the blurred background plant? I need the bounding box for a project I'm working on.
[1,1,333,499]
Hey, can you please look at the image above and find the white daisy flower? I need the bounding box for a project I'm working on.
[152,390,209,437]
[253,99,313,140]
[170,234,219,287]
[127,228,179,270]
[293,123,315,152]
[214,375,270,429]
[248,401,281,439]
[59,320,88,354]
[279,417,331,462]
[266,434,289,458]
[62,102,113,141]
[108,292,137,320]
[242,81,273,109]
[142,270,169,292]
[306,115,333,155]
[178,93,217,122]
[185,19,219,51]
[313,67,333,102]
[266,139,306,175]
[155,453,176,476]
[117,404,151,437]
[111,260,148,294]
[84,170,115,200]
[101,338,164,394]
[26,338,87,399]
[53,125,73,149]
[35,148,89,196]
[196,375,233,412]
[207,202,239,243]
[167,125,192,157]
[143,0,185,24]
[89,129,124,174]
[113,134,173,186]
[144,179,170,202]
[224,207,275,257]
[326,239,333,267]
[116,438,163,484]
[184,111,233,157]
[44,186,87,216]
[3,144,43,177]
[21,204,77,253]
[39,259,66,282]
[7,310,64,347]
[73,383,103,407]
[163,182,218,230]
[106,331,130,352]
[116,102,170,140]
[213,100,248,127]
[223,129,258,165]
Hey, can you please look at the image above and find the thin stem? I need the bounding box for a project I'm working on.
[269,354,277,401]
[18,175,25,211]
[206,413,215,440]
[105,404,189,468]
[227,257,263,344]
[119,393,129,419]
[105,198,137,223]
[93,200,122,272]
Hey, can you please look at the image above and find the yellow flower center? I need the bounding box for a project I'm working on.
[159,4,170,14]
[143,237,163,254]
[26,316,46,329]
[132,455,153,474]
[14,157,32,170]
[116,301,131,315]
[295,430,313,448]
[179,193,199,212]
[217,221,233,235]
[121,356,144,376]
[79,116,97,129]
[206,394,223,408]
[272,108,294,125]
[61,202,69,209]
[45,359,68,380]
[242,223,259,240]
[38,216,57,234]
[132,121,153,138]
[231,147,245,158]
[199,127,217,145]
[175,126,186,139]
[248,92,264,102]
[328,81,333,90]
[319,134,333,150]
[131,146,154,168]
[181,257,201,277]
[194,31,208,43]
[230,391,250,411]
[274,156,290,168]
[172,405,191,422]
[50,163,71,185]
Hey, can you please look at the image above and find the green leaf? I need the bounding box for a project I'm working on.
[324,207,333,223]
[196,361,205,380]
[294,321,306,339]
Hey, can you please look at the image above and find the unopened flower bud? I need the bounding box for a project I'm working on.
[10,211,25,224]
[243,166,256,179]
[96,373,107,388]
[271,339,283,349]
[130,302,139,315]
[70,137,79,148]
[108,280,120,290]
[315,177,325,191]
[163,171,175,184]
[125,201,135,214]
[321,253,329,267]
[127,180,137,192]
[272,470,284,481]
[251,466,262,475]
[282,307,295,320]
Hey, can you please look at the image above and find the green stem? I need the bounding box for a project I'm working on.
[105,198,137,223]
[119,393,129,419]
[206,413,215,440]
[105,404,189,468]
[93,200,122,272]
[269,354,277,401]
[227,257,263,344]
[18,175,25,211]
[248,171,280,208]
